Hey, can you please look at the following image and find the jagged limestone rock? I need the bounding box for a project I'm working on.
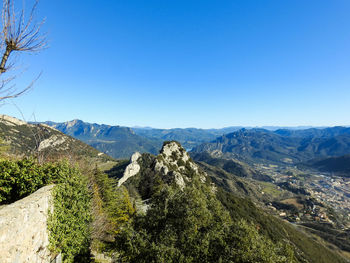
[155,141,206,188]
[38,135,67,151]
[0,185,54,263]
[173,172,186,190]
[118,152,141,187]
[118,142,208,190]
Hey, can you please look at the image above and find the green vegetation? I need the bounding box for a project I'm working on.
[0,158,77,204]
[0,158,46,203]
[300,222,350,252]
[100,143,348,263]
[48,164,91,262]
[113,177,295,263]
[90,168,136,259]
[93,168,135,235]
[191,152,272,181]
[260,181,284,198]
[1,133,348,262]
[0,158,93,262]
[306,154,350,177]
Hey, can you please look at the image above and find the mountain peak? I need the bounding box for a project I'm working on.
[116,141,207,190]
[159,141,187,160]
[65,119,83,128]
[155,141,205,188]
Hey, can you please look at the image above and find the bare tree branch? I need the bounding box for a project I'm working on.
[0,0,46,101]
[0,71,41,100]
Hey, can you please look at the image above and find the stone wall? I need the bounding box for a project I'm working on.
[0,185,54,263]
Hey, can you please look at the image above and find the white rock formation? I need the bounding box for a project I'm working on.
[38,135,67,151]
[118,152,141,187]
[155,141,206,188]
[174,172,186,190]
[0,185,54,263]
[0,114,27,126]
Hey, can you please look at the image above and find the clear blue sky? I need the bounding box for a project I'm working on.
[2,0,350,128]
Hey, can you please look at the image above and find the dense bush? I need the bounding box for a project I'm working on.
[0,158,59,203]
[94,168,135,235]
[0,158,92,262]
[90,168,136,258]
[48,164,91,263]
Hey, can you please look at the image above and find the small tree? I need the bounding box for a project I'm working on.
[0,0,46,101]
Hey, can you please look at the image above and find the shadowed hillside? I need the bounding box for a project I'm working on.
[192,128,350,164]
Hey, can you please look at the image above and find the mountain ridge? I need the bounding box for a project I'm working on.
[42,119,163,159]
[192,127,350,164]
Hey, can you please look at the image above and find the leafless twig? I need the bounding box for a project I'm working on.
[0,0,46,101]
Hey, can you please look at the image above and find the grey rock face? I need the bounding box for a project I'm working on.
[155,141,206,189]
[118,152,141,187]
[0,185,54,263]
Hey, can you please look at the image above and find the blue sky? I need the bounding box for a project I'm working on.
[1,0,350,128]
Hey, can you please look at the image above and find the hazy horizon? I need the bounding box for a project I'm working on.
[9,115,348,130]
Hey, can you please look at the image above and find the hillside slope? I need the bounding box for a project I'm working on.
[192,128,350,164]
[0,115,113,164]
[305,154,350,177]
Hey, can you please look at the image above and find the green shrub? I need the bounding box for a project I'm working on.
[94,168,135,235]
[0,159,86,204]
[0,158,92,262]
[0,158,47,203]
[48,163,92,263]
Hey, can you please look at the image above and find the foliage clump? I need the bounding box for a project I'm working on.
[90,168,136,257]
[47,163,91,262]
[0,158,92,262]
[93,168,135,235]
[0,158,75,204]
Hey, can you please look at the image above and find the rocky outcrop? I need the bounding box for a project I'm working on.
[155,141,206,188]
[118,142,208,190]
[118,152,141,187]
[0,114,28,126]
[0,185,54,263]
[38,135,67,151]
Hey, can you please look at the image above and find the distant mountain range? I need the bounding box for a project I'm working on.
[133,126,243,149]
[274,126,350,138]
[40,119,350,165]
[191,127,350,164]
[42,121,247,158]
[133,126,328,150]
[43,120,162,159]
